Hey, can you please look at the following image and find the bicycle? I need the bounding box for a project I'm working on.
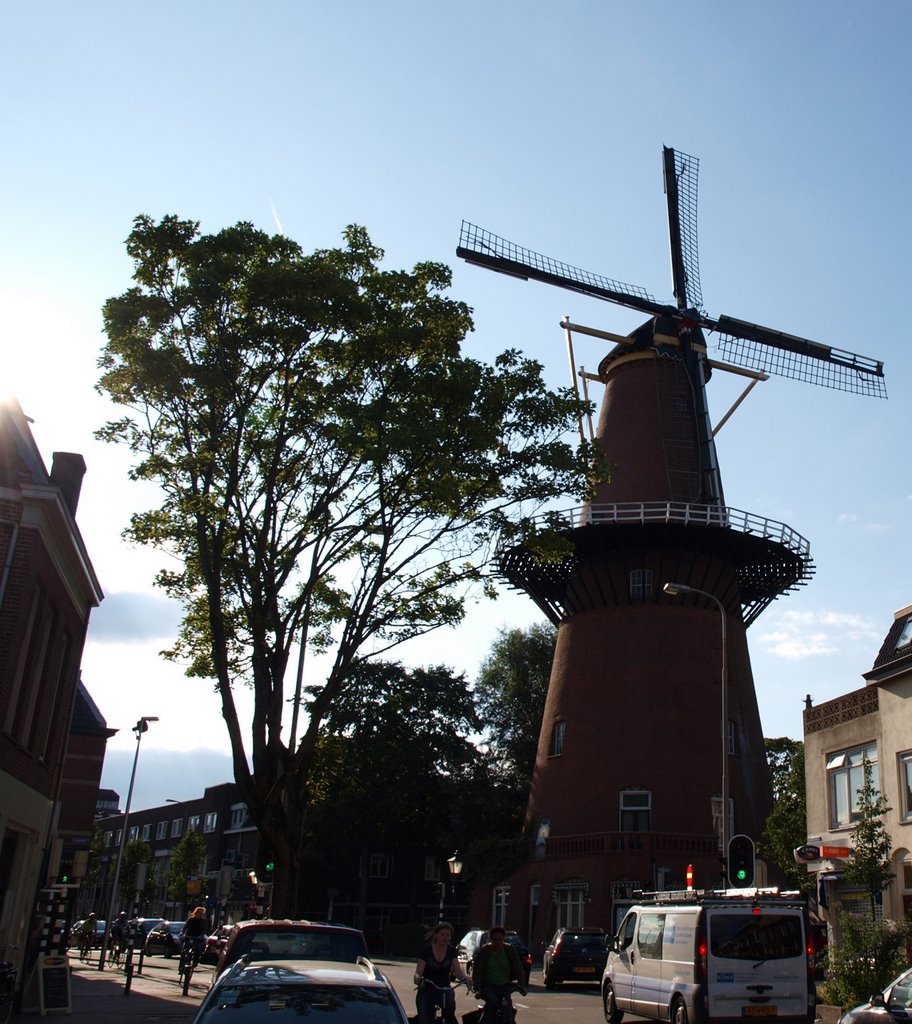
[474,983,523,1024]
[178,935,204,996]
[77,930,93,963]
[411,977,470,1024]
[0,948,18,1024]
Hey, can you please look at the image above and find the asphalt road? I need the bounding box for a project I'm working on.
[378,958,615,1024]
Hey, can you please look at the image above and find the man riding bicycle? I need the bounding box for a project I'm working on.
[471,926,526,1023]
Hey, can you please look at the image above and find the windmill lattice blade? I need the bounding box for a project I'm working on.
[457,221,672,318]
[664,148,703,311]
[715,331,887,398]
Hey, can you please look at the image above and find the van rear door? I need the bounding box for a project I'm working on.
[706,906,810,1022]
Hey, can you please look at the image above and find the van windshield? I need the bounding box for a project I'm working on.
[710,914,803,961]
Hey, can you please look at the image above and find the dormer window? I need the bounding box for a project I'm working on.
[897,619,912,651]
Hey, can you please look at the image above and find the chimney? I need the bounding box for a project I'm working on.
[50,452,87,516]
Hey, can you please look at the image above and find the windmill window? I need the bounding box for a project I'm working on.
[549,720,566,757]
[620,790,651,831]
[629,570,654,601]
[827,743,877,828]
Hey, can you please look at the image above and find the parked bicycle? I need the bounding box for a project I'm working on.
[0,948,18,1024]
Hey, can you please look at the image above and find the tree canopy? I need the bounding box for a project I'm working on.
[761,737,811,892]
[96,215,596,913]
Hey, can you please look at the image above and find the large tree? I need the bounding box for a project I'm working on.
[761,737,811,892]
[97,215,596,915]
[474,622,555,796]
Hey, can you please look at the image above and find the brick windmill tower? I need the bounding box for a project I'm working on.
[457,148,886,942]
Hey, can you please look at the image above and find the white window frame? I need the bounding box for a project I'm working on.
[492,884,511,926]
[550,720,566,757]
[369,853,391,879]
[171,818,183,838]
[553,885,586,929]
[629,569,654,601]
[156,821,167,840]
[619,789,651,831]
[203,812,218,833]
[827,743,878,828]
[900,752,912,822]
[141,823,152,841]
[128,825,139,843]
[230,804,247,829]
[188,815,200,832]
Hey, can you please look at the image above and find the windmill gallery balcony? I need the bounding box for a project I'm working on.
[495,501,814,627]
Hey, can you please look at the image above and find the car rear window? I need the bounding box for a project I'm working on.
[199,983,400,1023]
[559,933,604,951]
[709,913,803,960]
[232,930,367,963]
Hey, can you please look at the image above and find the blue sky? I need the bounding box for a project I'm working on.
[3,1,911,808]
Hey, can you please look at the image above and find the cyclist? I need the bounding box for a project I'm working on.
[110,912,128,964]
[180,906,209,970]
[78,914,97,961]
[471,926,526,1023]
[413,921,469,1024]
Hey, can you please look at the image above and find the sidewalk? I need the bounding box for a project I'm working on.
[16,953,214,1022]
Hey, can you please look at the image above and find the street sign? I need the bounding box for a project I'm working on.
[794,844,852,863]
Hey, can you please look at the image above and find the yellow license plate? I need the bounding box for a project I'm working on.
[574,966,597,974]
[744,1008,777,1017]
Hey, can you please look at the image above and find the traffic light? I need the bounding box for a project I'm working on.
[727,834,755,888]
[57,857,74,885]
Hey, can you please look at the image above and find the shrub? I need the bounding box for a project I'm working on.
[819,912,909,1010]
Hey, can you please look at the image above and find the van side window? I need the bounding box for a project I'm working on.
[619,913,637,950]
[638,913,665,960]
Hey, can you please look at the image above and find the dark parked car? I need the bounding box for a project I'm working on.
[456,928,533,983]
[215,919,370,976]
[130,917,166,942]
[193,957,409,1024]
[838,965,912,1024]
[542,926,607,988]
[144,920,185,957]
[69,918,106,948]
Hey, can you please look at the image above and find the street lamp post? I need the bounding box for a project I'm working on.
[98,716,158,970]
[662,583,729,878]
[446,852,463,923]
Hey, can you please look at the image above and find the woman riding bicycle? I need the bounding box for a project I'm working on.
[180,906,209,967]
[413,921,469,1024]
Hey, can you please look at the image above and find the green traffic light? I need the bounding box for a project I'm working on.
[736,868,747,880]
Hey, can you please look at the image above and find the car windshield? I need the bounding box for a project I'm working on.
[198,983,400,1022]
[710,914,803,960]
[559,934,603,951]
[232,931,365,963]
[887,970,912,1009]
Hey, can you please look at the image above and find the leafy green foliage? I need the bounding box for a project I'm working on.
[166,830,208,902]
[96,215,595,914]
[842,758,894,921]
[821,913,909,1010]
[475,622,555,796]
[761,738,812,892]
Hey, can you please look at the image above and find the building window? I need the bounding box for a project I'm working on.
[492,885,511,927]
[369,853,391,879]
[620,790,651,831]
[171,818,183,838]
[549,720,566,757]
[204,812,218,833]
[828,743,878,828]
[188,815,200,833]
[629,569,654,601]
[897,619,912,651]
[900,753,912,821]
[156,821,167,840]
[141,824,151,841]
[230,804,247,829]
[128,826,139,843]
[114,829,122,847]
[553,884,587,929]
[424,857,441,882]
[104,831,113,848]
[727,719,736,756]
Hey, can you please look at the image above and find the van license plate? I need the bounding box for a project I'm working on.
[574,967,596,974]
[744,1008,777,1017]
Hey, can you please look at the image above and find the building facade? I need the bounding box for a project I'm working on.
[0,397,103,986]
[804,602,912,934]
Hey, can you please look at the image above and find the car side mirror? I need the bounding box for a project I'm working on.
[870,994,885,1008]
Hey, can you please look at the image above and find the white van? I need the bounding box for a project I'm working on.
[602,889,815,1024]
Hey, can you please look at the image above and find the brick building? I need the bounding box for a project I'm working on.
[0,397,103,981]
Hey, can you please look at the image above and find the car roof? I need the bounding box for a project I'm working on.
[213,958,391,991]
[229,918,363,934]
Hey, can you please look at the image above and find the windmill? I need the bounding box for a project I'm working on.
[456,149,887,938]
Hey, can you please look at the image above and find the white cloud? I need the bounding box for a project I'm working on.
[755,608,880,660]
